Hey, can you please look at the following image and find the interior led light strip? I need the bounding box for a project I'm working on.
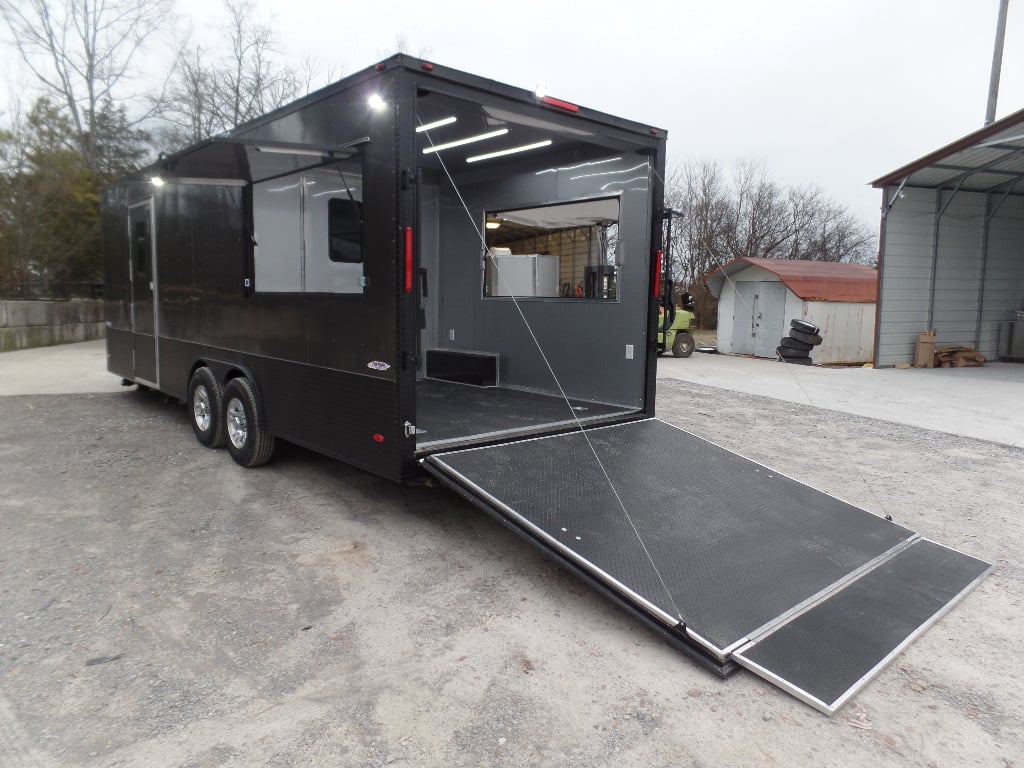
[421,128,508,154]
[466,139,553,163]
[416,116,457,133]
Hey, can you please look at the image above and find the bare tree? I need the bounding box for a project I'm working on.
[0,0,173,171]
[664,158,878,326]
[155,0,336,151]
[726,159,795,260]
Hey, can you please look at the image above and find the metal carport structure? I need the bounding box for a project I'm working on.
[871,108,1024,367]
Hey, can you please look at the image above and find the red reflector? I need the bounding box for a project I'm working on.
[375,63,385,71]
[404,226,414,293]
[421,62,435,71]
[373,434,385,443]
[649,128,659,136]
[540,96,580,113]
[653,249,662,298]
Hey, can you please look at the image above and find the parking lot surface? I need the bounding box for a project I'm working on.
[0,345,1020,767]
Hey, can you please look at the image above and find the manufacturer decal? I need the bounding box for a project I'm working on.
[367,361,391,371]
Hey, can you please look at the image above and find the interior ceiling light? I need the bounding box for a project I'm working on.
[466,139,553,164]
[150,176,165,187]
[416,116,457,133]
[421,128,508,154]
[485,219,501,230]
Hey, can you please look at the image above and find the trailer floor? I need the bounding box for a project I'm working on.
[414,378,635,451]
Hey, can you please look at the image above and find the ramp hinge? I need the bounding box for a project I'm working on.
[404,421,426,437]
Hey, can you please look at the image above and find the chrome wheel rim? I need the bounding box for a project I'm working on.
[226,397,248,449]
[193,384,212,432]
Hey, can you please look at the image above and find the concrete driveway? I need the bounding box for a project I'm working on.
[658,352,1024,449]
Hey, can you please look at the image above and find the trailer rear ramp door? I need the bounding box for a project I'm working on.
[422,419,990,714]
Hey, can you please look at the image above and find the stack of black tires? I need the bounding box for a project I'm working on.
[777,319,822,365]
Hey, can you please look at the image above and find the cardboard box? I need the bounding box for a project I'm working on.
[913,330,937,368]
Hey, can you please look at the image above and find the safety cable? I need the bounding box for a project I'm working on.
[649,165,891,521]
[417,115,686,624]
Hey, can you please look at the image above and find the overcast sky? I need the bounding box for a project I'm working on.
[6,0,1024,230]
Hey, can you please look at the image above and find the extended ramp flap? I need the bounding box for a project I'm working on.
[423,419,990,713]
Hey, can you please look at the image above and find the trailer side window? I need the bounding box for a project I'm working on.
[483,197,619,300]
[134,219,148,275]
[327,198,363,263]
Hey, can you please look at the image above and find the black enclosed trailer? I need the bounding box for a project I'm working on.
[103,55,989,714]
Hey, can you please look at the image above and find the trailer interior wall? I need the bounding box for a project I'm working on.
[427,155,652,407]
[876,187,1024,366]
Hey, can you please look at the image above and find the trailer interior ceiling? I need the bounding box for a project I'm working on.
[413,89,655,450]
[872,108,1024,367]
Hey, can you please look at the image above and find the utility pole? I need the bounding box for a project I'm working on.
[985,0,1010,125]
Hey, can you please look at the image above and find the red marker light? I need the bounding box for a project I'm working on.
[404,227,414,293]
[421,62,435,71]
[653,250,662,297]
[373,434,385,443]
[375,63,385,71]
[540,96,580,113]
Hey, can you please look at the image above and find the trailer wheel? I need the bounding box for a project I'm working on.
[188,367,226,448]
[788,328,823,346]
[672,332,695,358]
[223,378,275,468]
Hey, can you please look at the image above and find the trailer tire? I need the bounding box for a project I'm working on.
[788,328,823,346]
[790,319,819,335]
[672,332,695,358]
[223,377,275,468]
[779,336,814,352]
[188,367,226,448]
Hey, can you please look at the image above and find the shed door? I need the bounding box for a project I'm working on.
[752,282,787,358]
[734,282,787,358]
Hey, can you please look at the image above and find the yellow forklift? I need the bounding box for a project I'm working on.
[655,209,696,357]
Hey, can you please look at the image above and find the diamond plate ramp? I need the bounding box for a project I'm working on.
[422,418,990,712]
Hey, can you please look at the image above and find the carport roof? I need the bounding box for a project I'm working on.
[870,107,1024,194]
[704,257,878,303]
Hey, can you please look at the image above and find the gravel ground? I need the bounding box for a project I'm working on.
[0,382,1020,768]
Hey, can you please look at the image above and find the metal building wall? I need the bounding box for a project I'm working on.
[877,188,938,366]
[877,187,1024,366]
[982,196,1024,352]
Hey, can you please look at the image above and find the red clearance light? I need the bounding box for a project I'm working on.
[649,128,659,136]
[404,227,414,293]
[653,249,662,298]
[375,63,385,71]
[373,433,385,443]
[540,96,580,113]
[421,62,435,71]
